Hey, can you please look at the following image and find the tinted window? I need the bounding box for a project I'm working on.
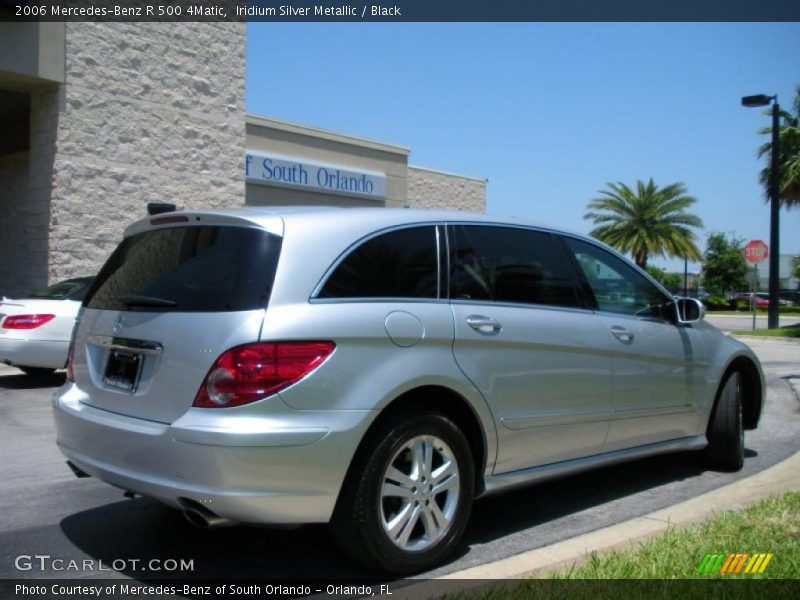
[565,237,671,318]
[450,225,580,308]
[319,226,438,299]
[85,226,281,312]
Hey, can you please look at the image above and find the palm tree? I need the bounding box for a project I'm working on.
[756,84,800,208]
[584,179,704,269]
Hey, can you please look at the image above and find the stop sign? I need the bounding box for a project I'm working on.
[744,240,769,264]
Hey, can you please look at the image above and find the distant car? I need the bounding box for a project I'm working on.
[730,292,790,308]
[0,277,94,376]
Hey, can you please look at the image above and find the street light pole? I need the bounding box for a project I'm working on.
[683,256,688,297]
[741,94,781,329]
[767,101,780,329]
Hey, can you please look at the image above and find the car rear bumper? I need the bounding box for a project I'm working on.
[0,337,68,369]
[53,382,375,524]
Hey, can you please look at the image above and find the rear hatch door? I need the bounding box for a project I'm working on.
[73,218,282,424]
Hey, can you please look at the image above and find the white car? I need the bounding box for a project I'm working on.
[0,277,94,377]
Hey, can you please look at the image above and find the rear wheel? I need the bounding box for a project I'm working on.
[19,366,56,378]
[331,412,475,574]
[704,371,744,471]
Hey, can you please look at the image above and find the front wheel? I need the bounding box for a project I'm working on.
[331,412,475,574]
[704,371,744,471]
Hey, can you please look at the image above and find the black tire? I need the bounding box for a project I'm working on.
[19,366,56,377]
[704,371,744,471]
[331,411,475,574]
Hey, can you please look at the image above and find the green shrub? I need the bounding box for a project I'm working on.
[731,298,749,311]
[703,295,729,311]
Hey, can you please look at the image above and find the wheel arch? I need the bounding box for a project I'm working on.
[335,384,489,509]
[711,356,763,431]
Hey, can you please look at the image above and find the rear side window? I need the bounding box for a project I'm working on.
[450,225,580,308]
[85,226,281,312]
[318,226,439,299]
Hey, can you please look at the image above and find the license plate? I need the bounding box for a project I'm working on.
[103,350,143,392]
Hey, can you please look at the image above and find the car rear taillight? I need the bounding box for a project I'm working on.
[2,314,56,329]
[66,334,76,382]
[193,341,335,408]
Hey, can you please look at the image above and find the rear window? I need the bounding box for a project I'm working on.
[85,226,281,312]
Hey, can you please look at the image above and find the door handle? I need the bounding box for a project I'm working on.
[466,315,502,334]
[610,325,634,343]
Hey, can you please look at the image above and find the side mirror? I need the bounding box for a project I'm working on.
[676,297,705,324]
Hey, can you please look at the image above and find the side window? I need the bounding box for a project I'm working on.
[450,225,580,308]
[564,237,671,318]
[318,226,438,299]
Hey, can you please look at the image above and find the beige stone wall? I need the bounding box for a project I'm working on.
[407,166,486,213]
[47,22,246,284]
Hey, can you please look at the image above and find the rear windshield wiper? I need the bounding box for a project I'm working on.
[116,294,178,308]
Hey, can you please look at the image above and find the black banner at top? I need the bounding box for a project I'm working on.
[1,0,800,22]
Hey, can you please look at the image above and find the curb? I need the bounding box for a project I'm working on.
[729,334,800,345]
[398,450,800,597]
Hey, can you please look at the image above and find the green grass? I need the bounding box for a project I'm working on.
[732,324,800,338]
[548,491,800,579]
[445,492,800,600]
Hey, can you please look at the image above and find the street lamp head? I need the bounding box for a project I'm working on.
[741,94,774,108]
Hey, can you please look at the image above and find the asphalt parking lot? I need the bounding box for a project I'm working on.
[1,337,798,583]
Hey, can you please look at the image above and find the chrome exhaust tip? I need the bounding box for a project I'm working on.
[179,498,235,529]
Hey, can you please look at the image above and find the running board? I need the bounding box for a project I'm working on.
[482,435,707,496]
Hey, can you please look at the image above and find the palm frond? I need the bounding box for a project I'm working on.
[583,178,704,267]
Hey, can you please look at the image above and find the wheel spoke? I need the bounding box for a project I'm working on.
[396,505,422,547]
[386,502,415,539]
[410,438,427,480]
[431,458,456,483]
[428,498,451,531]
[420,506,440,542]
[423,437,434,479]
[385,465,415,488]
[381,481,413,499]
[432,471,459,496]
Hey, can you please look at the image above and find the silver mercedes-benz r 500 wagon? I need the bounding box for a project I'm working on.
[54,207,764,573]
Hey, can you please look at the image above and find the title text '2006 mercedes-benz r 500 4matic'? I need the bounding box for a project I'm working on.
[54,207,763,573]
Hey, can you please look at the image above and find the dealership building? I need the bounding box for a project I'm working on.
[0,21,486,298]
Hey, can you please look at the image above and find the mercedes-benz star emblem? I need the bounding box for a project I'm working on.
[113,315,126,336]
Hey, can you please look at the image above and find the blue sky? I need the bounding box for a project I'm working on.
[246,23,800,272]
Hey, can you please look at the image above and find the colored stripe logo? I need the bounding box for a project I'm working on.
[697,553,773,574]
